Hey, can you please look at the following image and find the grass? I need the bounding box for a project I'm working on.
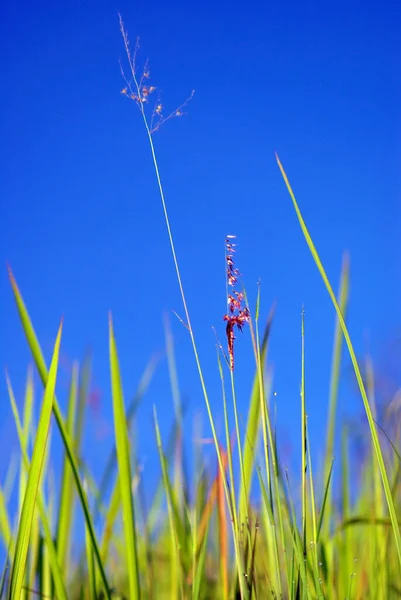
[1,19,400,600]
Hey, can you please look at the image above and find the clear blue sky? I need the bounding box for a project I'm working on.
[1,0,400,510]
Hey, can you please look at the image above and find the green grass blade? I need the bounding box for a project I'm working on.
[75,354,91,454]
[6,370,68,600]
[276,153,401,568]
[301,309,307,568]
[153,405,185,599]
[0,553,9,599]
[56,361,79,572]
[18,367,34,516]
[109,313,141,600]
[192,517,210,600]
[316,459,334,543]
[95,355,158,522]
[144,415,187,543]
[239,308,274,522]
[8,268,112,599]
[100,479,121,563]
[0,486,12,556]
[84,480,97,600]
[9,321,62,600]
[323,253,349,553]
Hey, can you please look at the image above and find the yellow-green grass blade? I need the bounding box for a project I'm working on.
[216,455,229,600]
[301,309,307,574]
[216,348,250,597]
[3,454,18,504]
[8,268,112,599]
[16,369,34,600]
[323,253,349,510]
[246,294,290,594]
[316,459,334,543]
[6,371,68,600]
[153,406,184,599]
[229,367,250,545]
[84,480,97,600]
[284,472,309,595]
[276,153,401,568]
[56,361,79,572]
[146,416,187,538]
[306,417,323,599]
[239,308,274,523]
[256,466,282,596]
[18,368,41,592]
[41,497,52,598]
[366,356,387,598]
[95,355,158,521]
[217,350,237,538]
[0,552,9,599]
[164,314,185,518]
[109,314,141,600]
[340,425,352,597]
[100,477,121,563]
[192,515,209,600]
[9,321,62,600]
[75,353,91,453]
[18,367,34,516]
[0,482,12,554]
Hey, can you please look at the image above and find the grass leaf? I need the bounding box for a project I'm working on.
[109,313,141,599]
[276,152,401,568]
[9,321,62,599]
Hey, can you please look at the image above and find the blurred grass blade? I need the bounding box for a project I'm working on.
[56,361,79,572]
[84,480,97,600]
[7,368,68,600]
[300,309,307,562]
[240,307,275,520]
[316,459,334,543]
[276,153,401,567]
[0,486,12,556]
[192,517,209,600]
[0,554,8,599]
[109,313,141,600]
[153,406,185,598]
[323,253,349,551]
[8,268,112,599]
[95,355,158,521]
[9,321,62,600]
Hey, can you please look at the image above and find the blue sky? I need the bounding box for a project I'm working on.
[1,0,400,514]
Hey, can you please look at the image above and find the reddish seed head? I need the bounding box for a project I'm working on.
[223,235,249,371]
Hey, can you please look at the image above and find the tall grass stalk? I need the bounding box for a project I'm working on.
[118,15,249,598]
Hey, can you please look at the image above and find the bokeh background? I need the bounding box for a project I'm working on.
[1,0,400,544]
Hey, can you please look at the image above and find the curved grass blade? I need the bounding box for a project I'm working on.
[9,322,62,600]
[109,314,140,600]
[276,153,401,567]
[6,371,68,600]
[8,268,112,599]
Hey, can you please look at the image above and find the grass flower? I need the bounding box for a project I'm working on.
[223,235,250,371]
